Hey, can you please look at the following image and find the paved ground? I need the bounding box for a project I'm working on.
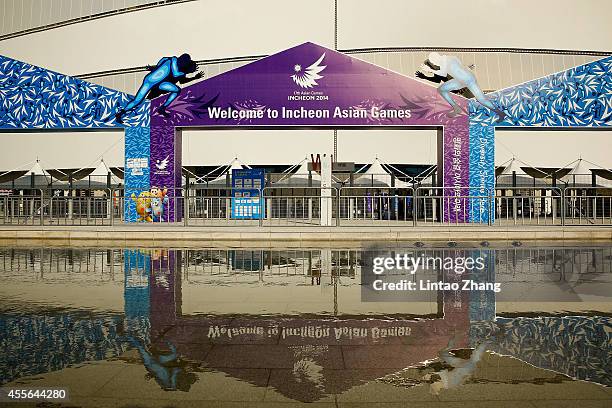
[0,223,611,247]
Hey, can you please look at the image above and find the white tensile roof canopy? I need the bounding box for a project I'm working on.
[208,157,251,184]
[26,159,50,178]
[281,157,321,185]
[87,159,121,184]
[561,158,612,187]
[354,158,411,188]
[497,157,551,187]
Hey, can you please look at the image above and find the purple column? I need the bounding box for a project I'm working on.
[150,125,182,222]
[442,117,470,223]
[149,250,180,342]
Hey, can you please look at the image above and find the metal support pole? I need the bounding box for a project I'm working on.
[336,189,340,227]
[552,190,556,225]
[184,189,189,227]
[259,192,264,227]
[40,189,44,225]
[68,174,73,220]
[413,189,417,226]
[592,173,597,221]
[561,189,566,226]
[334,0,338,50]
[333,129,338,162]
[308,197,313,222]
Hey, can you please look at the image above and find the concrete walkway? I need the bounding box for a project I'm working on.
[0,224,611,247]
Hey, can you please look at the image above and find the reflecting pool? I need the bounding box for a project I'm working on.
[0,245,610,407]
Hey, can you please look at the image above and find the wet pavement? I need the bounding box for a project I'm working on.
[0,245,610,407]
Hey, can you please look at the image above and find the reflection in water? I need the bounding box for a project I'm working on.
[0,314,131,385]
[128,336,197,392]
[470,316,612,385]
[0,245,610,403]
[427,336,490,394]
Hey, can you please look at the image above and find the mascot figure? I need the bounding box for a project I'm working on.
[150,186,169,222]
[131,191,153,222]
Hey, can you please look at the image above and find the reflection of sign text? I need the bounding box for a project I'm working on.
[207,324,412,341]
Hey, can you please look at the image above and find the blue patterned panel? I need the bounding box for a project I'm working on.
[0,55,149,128]
[124,127,151,222]
[470,56,612,128]
[469,124,495,223]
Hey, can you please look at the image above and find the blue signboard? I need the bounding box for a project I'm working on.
[232,169,264,219]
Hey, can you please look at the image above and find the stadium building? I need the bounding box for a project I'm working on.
[1,0,610,193]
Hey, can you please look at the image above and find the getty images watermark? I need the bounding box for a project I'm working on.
[361,249,500,302]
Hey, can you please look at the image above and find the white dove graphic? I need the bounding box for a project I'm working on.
[291,53,326,88]
[155,155,169,170]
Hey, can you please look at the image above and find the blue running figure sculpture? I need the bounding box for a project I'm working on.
[115,53,203,123]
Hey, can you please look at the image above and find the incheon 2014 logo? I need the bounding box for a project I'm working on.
[291,53,326,89]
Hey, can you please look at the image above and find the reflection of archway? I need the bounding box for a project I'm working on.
[126,248,612,397]
[1,247,609,393]
[130,249,472,402]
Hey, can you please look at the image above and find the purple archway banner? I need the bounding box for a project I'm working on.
[150,42,467,129]
[149,42,470,222]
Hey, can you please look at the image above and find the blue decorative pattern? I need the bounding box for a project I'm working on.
[470,316,612,386]
[469,56,612,127]
[468,124,494,223]
[467,56,610,223]
[0,55,149,128]
[0,313,150,385]
[124,127,150,222]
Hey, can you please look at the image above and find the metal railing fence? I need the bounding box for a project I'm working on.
[492,187,563,226]
[413,187,492,227]
[46,194,114,226]
[185,187,259,227]
[0,186,611,227]
[562,187,612,226]
[261,187,337,227]
[338,187,415,226]
[1,191,45,225]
